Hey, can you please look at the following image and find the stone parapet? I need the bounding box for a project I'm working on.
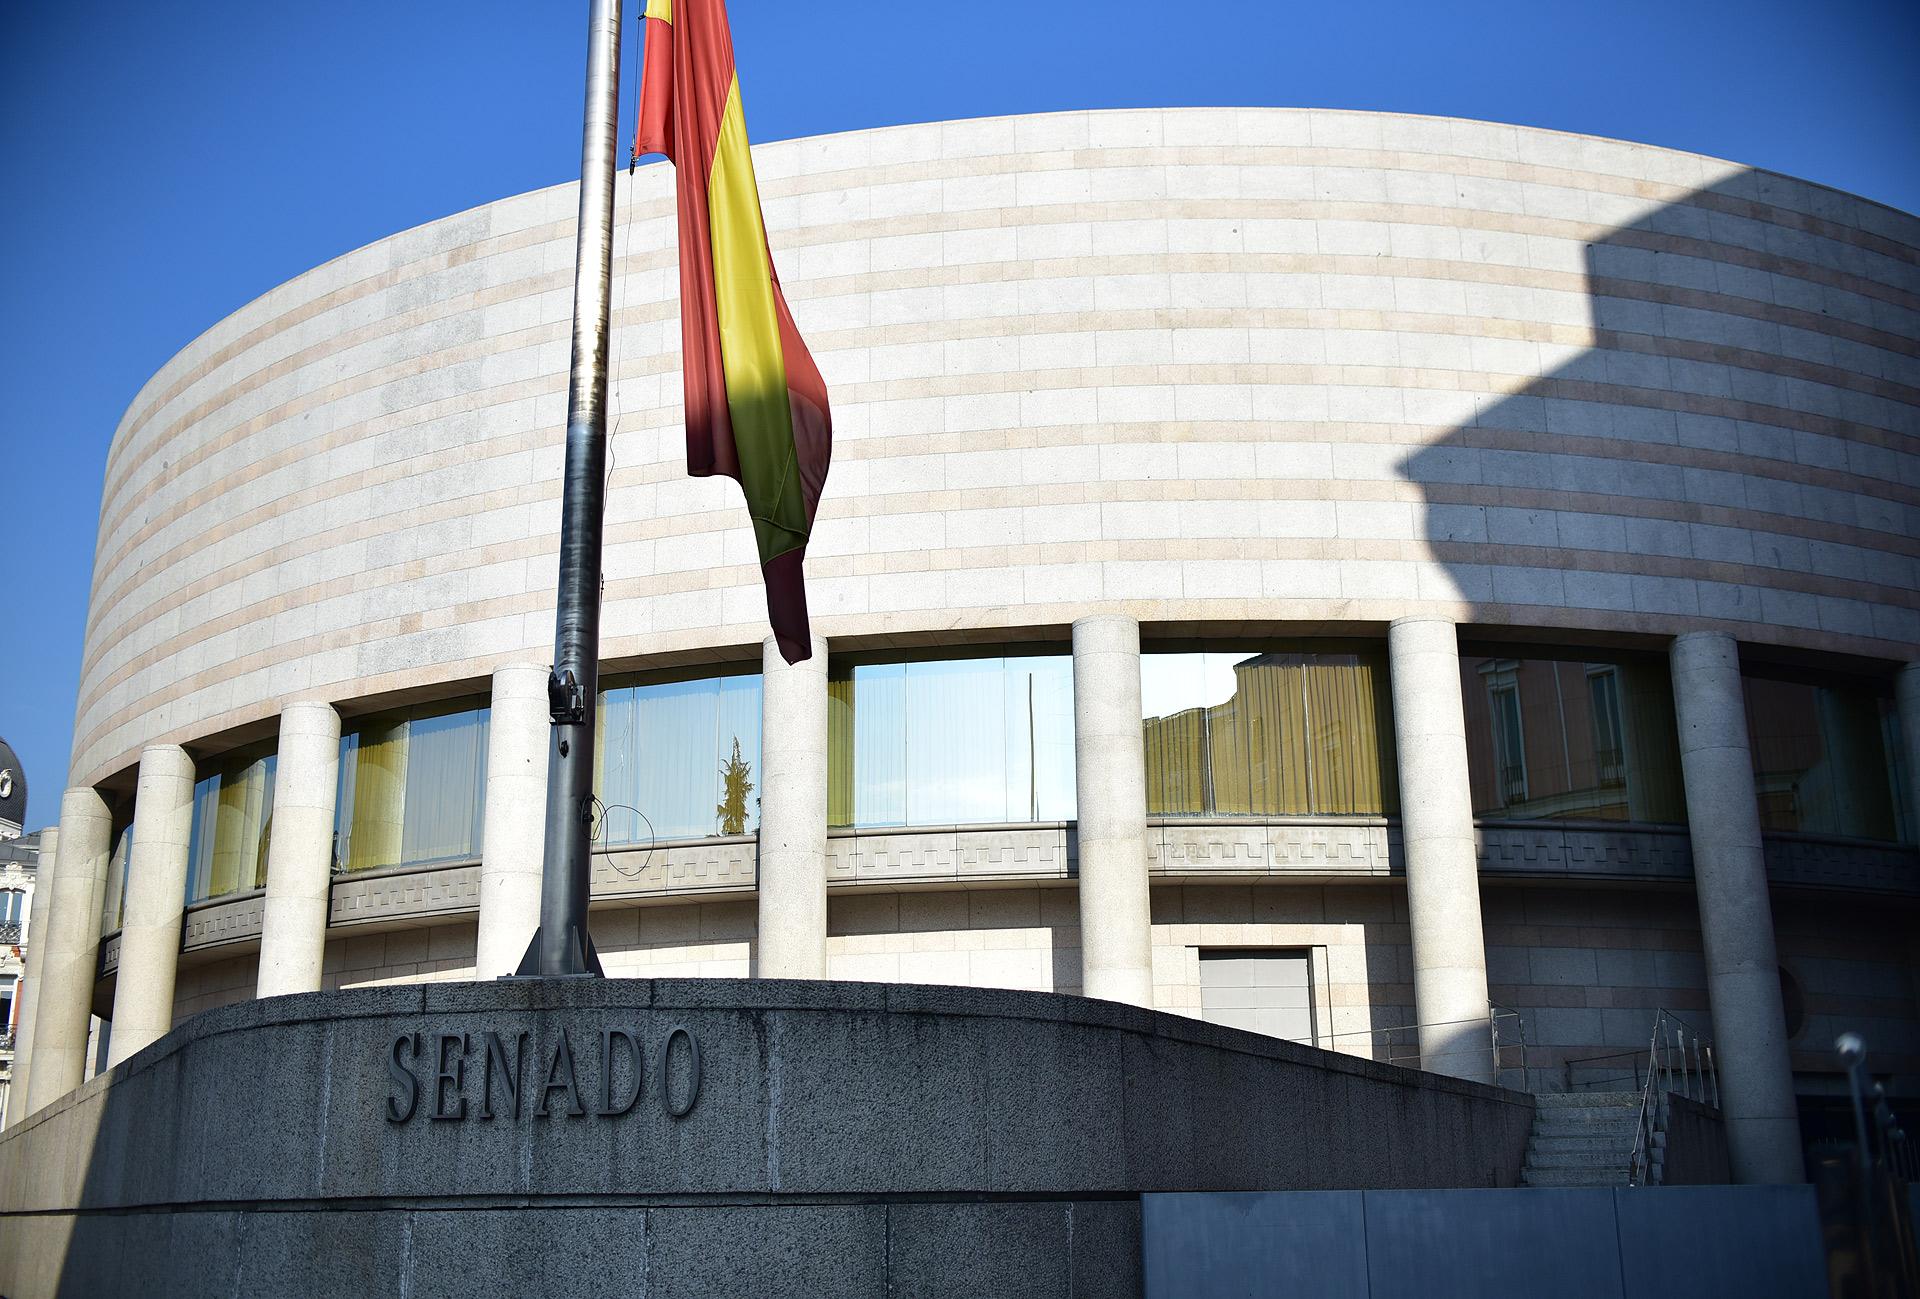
[0,979,1535,1297]
[827,823,1075,889]
[1149,818,1396,879]
[180,889,265,952]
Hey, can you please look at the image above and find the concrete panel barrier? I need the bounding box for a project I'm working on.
[1141,1185,1827,1298]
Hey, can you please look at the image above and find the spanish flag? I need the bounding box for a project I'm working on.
[635,0,831,665]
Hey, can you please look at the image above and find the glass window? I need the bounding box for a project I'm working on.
[596,669,763,842]
[334,702,489,873]
[185,745,277,903]
[828,655,1076,828]
[1743,675,1905,842]
[1461,655,1684,824]
[1141,651,1396,816]
[98,818,132,936]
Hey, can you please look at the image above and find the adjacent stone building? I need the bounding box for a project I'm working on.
[0,739,40,1126]
[21,109,1920,1184]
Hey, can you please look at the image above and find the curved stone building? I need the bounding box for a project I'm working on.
[24,109,1920,1183]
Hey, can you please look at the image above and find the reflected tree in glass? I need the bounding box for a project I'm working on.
[596,670,763,842]
[717,738,755,836]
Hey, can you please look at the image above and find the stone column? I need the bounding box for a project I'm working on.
[1897,664,1920,839]
[1671,631,1802,1184]
[1387,616,1495,1084]
[476,664,552,979]
[7,827,57,1125]
[255,704,341,998]
[1072,615,1153,1007]
[757,634,829,979]
[106,745,196,1068]
[25,790,112,1115]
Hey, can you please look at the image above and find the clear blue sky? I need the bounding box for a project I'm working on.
[2,0,1916,828]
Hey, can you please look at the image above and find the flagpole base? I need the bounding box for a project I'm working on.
[512,924,605,978]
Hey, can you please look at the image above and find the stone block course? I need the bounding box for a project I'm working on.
[0,980,1534,1298]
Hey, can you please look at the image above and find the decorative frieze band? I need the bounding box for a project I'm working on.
[1762,834,1919,895]
[593,835,756,900]
[826,823,1074,889]
[1474,822,1918,895]
[91,818,1912,967]
[1149,818,1397,878]
[181,889,265,951]
[1475,823,1693,882]
[328,863,482,928]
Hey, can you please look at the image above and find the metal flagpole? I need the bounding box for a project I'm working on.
[518,0,624,977]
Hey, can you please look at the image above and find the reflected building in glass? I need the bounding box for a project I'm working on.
[24,108,1920,1180]
[1459,655,1686,827]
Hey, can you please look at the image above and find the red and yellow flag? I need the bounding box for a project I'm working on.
[635,0,831,665]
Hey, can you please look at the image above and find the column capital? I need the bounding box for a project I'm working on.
[1070,613,1140,656]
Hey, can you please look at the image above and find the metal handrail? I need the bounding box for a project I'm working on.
[1561,1045,1650,1093]
[1320,1004,1527,1080]
[1627,1009,1718,1187]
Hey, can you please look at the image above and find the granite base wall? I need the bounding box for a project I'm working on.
[0,979,1536,1298]
[1661,1093,1732,1186]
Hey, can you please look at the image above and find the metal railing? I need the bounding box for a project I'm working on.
[0,922,19,945]
[1626,1010,1717,1187]
[1560,1044,1653,1093]
[1828,1034,1919,1295]
[1321,1004,1527,1082]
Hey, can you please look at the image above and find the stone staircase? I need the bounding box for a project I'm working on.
[1521,1091,1659,1187]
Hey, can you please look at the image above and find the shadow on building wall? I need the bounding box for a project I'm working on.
[1400,167,1916,649]
[1398,166,1919,1086]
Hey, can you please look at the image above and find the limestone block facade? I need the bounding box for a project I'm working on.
[26,109,1920,1175]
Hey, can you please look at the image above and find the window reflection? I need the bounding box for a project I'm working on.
[828,655,1076,828]
[185,745,277,903]
[1742,676,1906,842]
[596,670,763,842]
[1141,651,1396,816]
[334,702,490,872]
[1461,656,1684,824]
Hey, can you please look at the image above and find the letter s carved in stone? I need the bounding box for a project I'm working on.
[387,1033,421,1122]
